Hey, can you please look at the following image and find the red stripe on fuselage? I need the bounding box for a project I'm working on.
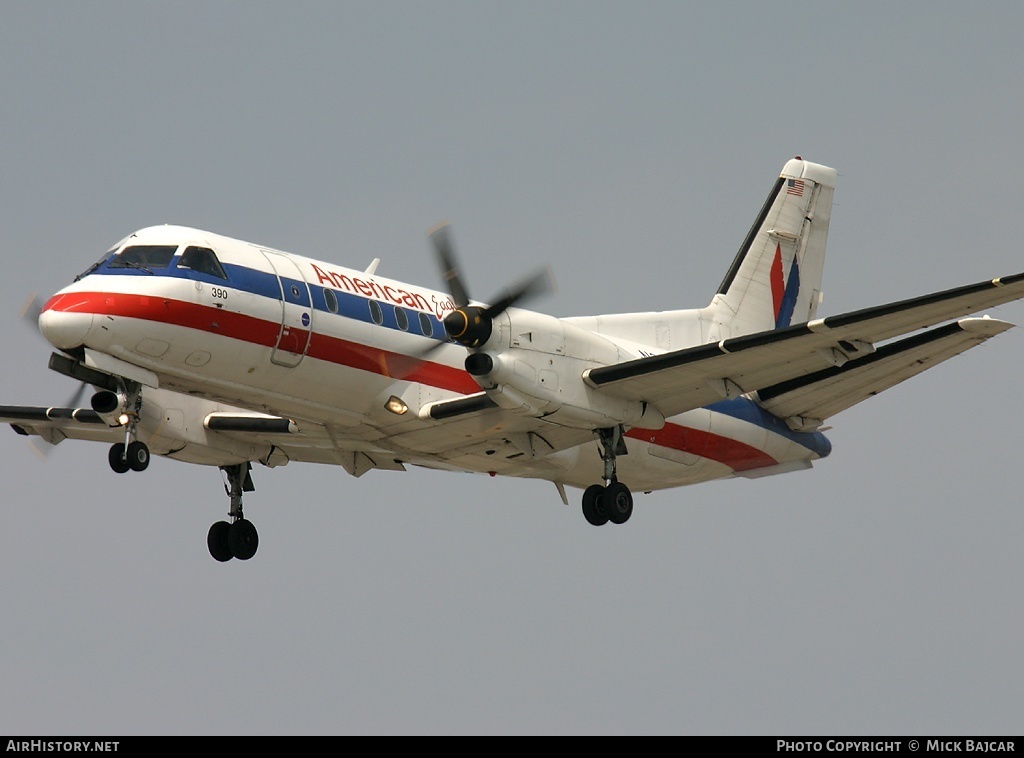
[626,424,778,472]
[44,291,480,394]
[47,290,780,471]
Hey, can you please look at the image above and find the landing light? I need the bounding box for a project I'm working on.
[117,413,130,426]
[384,396,409,415]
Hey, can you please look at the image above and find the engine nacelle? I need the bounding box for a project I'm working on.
[90,389,129,427]
[467,308,665,431]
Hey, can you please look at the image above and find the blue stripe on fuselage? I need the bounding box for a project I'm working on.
[86,261,832,455]
[88,257,448,340]
[706,397,831,457]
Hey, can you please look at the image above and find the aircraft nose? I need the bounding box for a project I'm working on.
[38,295,95,350]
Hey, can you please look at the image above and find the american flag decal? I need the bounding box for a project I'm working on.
[786,178,805,196]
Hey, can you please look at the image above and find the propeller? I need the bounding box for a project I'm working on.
[25,373,92,461]
[428,222,554,350]
[20,292,91,413]
[20,293,44,330]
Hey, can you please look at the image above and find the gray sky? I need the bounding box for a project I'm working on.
[2,1,1022,735]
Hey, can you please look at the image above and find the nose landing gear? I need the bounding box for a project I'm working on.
[97,385,151,474]
[108,440,150,473]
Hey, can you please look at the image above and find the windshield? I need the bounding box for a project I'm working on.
[108,245,178,273]
[75,248,118,281]
[177,246,228,279]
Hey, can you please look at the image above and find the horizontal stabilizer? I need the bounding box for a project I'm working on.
[755,317,1013,430]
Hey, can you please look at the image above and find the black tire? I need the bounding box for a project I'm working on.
[126,441,150,472]
[604,481,633,525]
[582,484,609,526]
[228,518,259,560]
[207,521,233,562]
[108,443,130,474]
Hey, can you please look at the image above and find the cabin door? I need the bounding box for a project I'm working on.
[260,250,313,367]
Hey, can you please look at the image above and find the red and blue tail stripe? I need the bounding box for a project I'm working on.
[770,243,800,329]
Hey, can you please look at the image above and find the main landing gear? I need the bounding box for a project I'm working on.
[581,426,634,526]
[207,463,259,562]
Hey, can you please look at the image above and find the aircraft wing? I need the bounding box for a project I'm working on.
[0,405,120,448]
[198,400,596,476]
[205,400,596,479]
[1,395,594,478]
[0,402,407,473]
[584,272,1024,420]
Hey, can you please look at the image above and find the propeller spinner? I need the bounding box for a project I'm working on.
[428,222,553,350]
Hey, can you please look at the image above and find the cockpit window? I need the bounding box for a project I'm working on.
[75,248,118,281]
[109,245,178,273]
[177,246,228,280]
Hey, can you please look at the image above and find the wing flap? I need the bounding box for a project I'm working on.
[756,317,1012,430]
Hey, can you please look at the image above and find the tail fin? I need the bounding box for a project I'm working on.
[708,157,836,337]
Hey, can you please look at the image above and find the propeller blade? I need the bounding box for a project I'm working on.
[389,333,457,380]
[20,294,44,331]
[428,222,471,308]
[66,381,89,409]
[16,294,91,461]
[482,267,555,320]
[27,438,55,461]
[426,221,554,350]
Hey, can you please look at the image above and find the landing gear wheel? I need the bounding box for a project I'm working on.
[210,463,259,563]
[207,521,233,562]
[582,484,609,526]
[228,518,259,560]
[108,443,130,474]
[126,441,150,472]
[583,426,634,526]
[604,481,633,524]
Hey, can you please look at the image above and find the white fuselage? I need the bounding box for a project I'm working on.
[39,225,831,492]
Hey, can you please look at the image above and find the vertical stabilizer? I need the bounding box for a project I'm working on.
[708,157,836,338]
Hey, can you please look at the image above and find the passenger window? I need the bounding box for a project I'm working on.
[178,246,228,280]
[395,306,409,331]
[368,300,383,325]
[418,312,433,337]
[324,289,338,313]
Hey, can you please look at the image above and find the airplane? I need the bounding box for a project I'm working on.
[4,156,1024,562]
